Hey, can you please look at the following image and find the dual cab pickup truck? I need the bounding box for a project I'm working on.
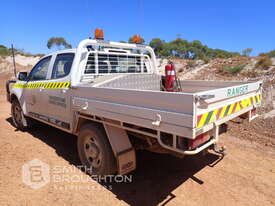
[6,38,262,175]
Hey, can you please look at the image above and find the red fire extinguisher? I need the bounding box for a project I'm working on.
[165,61,177,92]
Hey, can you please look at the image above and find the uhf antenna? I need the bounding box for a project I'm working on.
[11,44,17,78]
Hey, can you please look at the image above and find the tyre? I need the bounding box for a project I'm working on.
[11,99,32,130]
[77,123,117,175]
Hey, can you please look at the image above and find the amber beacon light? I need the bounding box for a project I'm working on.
[94,28,104,40]
[132,34,142,44]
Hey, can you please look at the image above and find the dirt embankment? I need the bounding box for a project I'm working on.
[170,56,275,148]
[0,55,38,95]
[0,55,38,74]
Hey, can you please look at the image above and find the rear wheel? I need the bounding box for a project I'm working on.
[77,123,117,175]
[11,100,31,130]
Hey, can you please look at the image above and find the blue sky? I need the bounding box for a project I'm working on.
[1,0,275,55]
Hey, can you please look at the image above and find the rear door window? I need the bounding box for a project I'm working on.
[51,53,75,79]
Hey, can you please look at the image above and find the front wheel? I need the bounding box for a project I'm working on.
[77,123,117,175]
[11,100,31,130]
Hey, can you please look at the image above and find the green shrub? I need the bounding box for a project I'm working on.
[33,53,45,57]
[187,60,196,68]
[259,53,267,57]
[0,45,44,58]
[0,47,11,57]
[255,57,272,69]
[223,65,245,73]
[266,50,275,57]
[201,56,210,64]
[217,53,226,58]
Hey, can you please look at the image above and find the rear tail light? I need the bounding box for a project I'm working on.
[189,132,210,150]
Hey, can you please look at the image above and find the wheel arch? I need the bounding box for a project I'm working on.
[10,93,19,103]
[10,92,28,115]
[74,117,104,135]
[75,116,136,174]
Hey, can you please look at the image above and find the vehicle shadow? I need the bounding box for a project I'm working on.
[6,117,221,206]
[105,151,220,206]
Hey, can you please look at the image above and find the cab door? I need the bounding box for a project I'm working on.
[25,56,52,115]
[42,53,75,130]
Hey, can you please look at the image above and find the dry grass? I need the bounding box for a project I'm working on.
[255,57,272,70]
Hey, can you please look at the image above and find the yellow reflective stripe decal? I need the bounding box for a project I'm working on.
[219,105,227,119]
[197,94,261,128]
[235,101,241,112]
[197,112,208,128]
[13,82,70,89]
[209,108,219,124]
[228,103,235,115]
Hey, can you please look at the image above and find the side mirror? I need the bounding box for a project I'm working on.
[17,72,28,81]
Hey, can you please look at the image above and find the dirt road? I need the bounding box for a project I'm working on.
[0,83,275,205]
[0,95,275,205]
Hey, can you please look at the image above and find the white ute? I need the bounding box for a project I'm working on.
[6,33,262,175]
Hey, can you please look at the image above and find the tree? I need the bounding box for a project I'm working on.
[0,45,11,57]
[266,50,275,57]
[169,38,189,58]
[126,35,241,59]
[242,48,253,57]
[149,38,166,56]
[47,37,72,50]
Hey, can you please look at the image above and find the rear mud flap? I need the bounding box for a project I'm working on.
[103,124,136,175]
